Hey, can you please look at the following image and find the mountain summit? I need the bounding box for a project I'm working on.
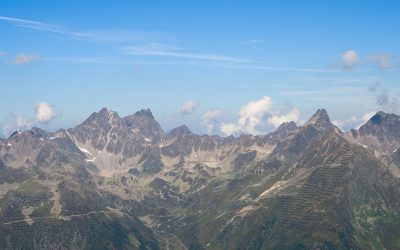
[167,124,193,138]
[349,111,400,153]
[1,108,400,249]
[305,108,334,131]
[124,108,164,142]
[132,108,155,119]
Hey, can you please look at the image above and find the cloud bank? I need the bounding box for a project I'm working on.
[220,96,300,136]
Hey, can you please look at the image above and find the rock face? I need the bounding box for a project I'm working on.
[348,111,400,153]
[177,111,400,249]
[305,108,334,131]
[123,108,164,143]
[67,108,165,174]
[1,108,400,249]
[264,121,298,142]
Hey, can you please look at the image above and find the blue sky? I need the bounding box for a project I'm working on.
[0,0,399,137]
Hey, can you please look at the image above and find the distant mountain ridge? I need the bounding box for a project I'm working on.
[0,108,400,249]
[348,111,400,154]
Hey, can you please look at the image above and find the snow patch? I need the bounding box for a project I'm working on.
[78,146,91,155]
[144,137,151,142]
[85,157,96,162]
[7,143,11,146]
[40,138,44,141]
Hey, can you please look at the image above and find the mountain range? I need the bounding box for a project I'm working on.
[1,107,400,249]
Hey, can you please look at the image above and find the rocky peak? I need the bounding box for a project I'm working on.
[359,111,400,137]
[8,127,47,140]
[5,128,50,154]
[99,107,113,115]
[365,111,400,127]
[276,121,298,133]
[8,131,21,139]
[100,107,119,118]
[346,111,400,154]
[84,107,120,126]
[67,108,124,149]
[123,109,164,142]
[133,108,155,119]
[30,127,50,137]
[370,111,386,125]
[265,121,298,142]
[124,109,158,125]
[305,109,333,131]
[356,111,400,150]
[167,125,193,138]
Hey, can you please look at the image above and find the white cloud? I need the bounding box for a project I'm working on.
[2,123,14,137]
[332,116,358,129]
[220,96,272,135]
[361,111,376,124]
[1,102,58,137]
[220,123,239,136]
[341,50,358,69]
[181,100,199,115]
[332,111,376,130]
[123,43,245,62]
[369,84,400,114]
[201,109,223,134]
[2,116,32,136]
[12,53,40,64]
[0,50,6,57]
[220,97,302,136]
[0,16,55,31]
[0,15,155,43]
[35,102,56,124]
[367,54,392,70]
[267,108,300,128]
[337,51,394,71]
[16,116,33,128]
[236,97,272,134]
